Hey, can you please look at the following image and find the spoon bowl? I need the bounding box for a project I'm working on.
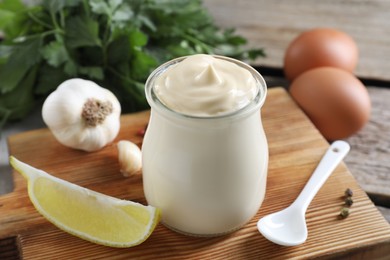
[257,205,307,246]
[257,141,350,246]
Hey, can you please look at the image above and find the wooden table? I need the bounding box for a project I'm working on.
[204,0,390,222]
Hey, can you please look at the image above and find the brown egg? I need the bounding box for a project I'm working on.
[284,28,358,81]
[289,67,371,140]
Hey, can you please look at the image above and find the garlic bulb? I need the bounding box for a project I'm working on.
[117,140,142,177]
[42,78,121,152]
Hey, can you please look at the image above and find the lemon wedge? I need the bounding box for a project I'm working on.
[9,156,160,248]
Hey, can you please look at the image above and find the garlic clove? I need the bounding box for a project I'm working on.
[117,140,142,177]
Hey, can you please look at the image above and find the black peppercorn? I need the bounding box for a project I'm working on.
[345,197,354,206]
[345,188,353,197]
[339,207,350,219]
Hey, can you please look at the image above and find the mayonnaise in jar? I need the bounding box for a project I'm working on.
[142,54,268,236]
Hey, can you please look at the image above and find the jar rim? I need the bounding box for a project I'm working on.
[145,55,267,120]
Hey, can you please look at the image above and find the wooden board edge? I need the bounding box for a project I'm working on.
[318,239,390,260]
[0,236,20,260]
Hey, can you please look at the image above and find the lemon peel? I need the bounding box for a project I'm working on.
[9,156,160,248]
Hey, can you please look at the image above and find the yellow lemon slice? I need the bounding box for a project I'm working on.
[10,156,160,248]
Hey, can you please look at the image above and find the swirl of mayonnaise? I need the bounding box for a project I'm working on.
[154,54,257,117]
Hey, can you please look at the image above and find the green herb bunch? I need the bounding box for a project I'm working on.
[0,0,264,126]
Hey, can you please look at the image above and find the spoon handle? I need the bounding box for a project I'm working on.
[292,140,350,211]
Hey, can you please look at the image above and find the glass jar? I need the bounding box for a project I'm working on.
[142,55,268,236]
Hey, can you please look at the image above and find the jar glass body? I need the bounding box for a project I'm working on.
[142,56,268,236]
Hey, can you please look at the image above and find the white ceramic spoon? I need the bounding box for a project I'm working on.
[257,140,350,246]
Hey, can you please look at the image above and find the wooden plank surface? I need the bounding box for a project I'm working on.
[1,88,390,259]
[203,0,390,82]
[344,87,390,199]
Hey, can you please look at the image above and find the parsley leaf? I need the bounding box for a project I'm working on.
[40,41,69,67]
[0,65,38,122]
[0,36,42,94]
[65,16,101,48]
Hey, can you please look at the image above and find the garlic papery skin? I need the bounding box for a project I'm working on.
[42,78,121,152]
[117,140,142,177]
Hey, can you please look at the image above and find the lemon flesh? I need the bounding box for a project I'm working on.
[10,156,160,248]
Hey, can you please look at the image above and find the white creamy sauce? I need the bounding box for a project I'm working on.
[154,54,257,116]
[142,54,268,236]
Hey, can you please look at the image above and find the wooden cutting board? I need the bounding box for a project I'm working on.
[1,87,389,259]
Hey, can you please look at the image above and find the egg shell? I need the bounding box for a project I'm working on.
[284,28,358,81]
[289,67,371,140]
